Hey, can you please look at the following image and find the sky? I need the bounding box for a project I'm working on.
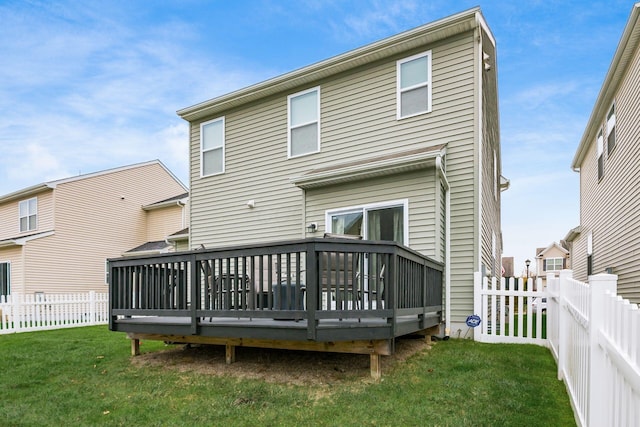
[0,0,635,274]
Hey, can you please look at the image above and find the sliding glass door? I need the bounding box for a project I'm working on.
[327,200,407,244]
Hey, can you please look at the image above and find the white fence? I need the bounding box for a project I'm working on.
[0,292,109,334]
[474,270,640,426]
[473,273,548,345]
[547,271,640,427]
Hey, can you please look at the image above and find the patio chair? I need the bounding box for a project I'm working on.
[321,233,362,312]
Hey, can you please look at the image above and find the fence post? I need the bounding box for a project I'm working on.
[587,273,617,427]
[557,270,572,381]
[89,291,96,325]
[473,271,482,342]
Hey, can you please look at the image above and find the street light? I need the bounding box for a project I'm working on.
[525,259,531,278]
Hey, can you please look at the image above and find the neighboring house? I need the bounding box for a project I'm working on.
[176,7,506,332]
[535,242,570,287]
[501,256,514,277]
[569,3,640,304]
[0,160,188,296]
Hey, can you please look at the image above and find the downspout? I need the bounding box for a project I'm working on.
[436,155,451,335]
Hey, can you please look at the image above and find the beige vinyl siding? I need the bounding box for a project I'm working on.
[0,246,23,294]
[304,169,440,260]
[22,163,186,294]
[574,36,640,303]
[189,30,479,322]
[479,28,502,279]
[174,239,190,252]
[146,205,185,242]
[0,189,54,239]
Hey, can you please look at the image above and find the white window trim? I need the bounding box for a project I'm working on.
[200,116,225,177]
[288,86,321,159]
[606,102,616,154]
[596,129,604,157]
[0,260,10,295]
[544,257,564,271]
[396,50,432,120]
[325,199,409,245]
[18,197,37,233]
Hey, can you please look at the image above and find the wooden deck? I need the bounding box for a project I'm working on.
[109,238,444,378]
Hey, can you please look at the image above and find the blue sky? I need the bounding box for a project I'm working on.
[0,1,635,273]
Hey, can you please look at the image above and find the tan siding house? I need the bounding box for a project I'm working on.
[0,161,188,295]
[178,7,506,331]
[570,3,640,303]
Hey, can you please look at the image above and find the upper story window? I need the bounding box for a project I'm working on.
[544,257,564,271]
[288,87,320,158]
[19,197,37,232]
[397,51,432,119]
[596,129,604,180]
[606,103,616,155]
[200,117,225,177]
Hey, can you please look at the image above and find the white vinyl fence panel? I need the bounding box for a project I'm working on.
[473,273,547,345]
[545,271,640,427]
[0,292,108,334]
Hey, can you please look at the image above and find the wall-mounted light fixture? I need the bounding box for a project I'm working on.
[246,200,255,209]
[306,222,318,233]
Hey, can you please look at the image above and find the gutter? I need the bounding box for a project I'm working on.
[436,155,451,336]
[142,199,187,211]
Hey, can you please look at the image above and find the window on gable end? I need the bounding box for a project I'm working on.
[397,51,432,119]
[288,87,320,158]
[544,257,564,271]
[19,197,37,232]
[200,117,225,176]
[606,103,616,155]
[596,129,604,180]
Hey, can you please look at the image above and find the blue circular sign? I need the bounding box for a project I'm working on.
[466,314,481,328]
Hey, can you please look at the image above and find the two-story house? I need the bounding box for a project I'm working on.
[535,241,570,287]
[0,160,188,296]
[176,7,506,333]
[569,3,640,304]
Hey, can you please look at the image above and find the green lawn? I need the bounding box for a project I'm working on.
[0,326,575,426]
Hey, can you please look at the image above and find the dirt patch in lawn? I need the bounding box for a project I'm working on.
[131,335,433,387]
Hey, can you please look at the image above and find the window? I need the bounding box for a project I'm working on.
[597,129,604,180]
[0,262,9,296]
[19,197,37,232]
[288,87,320,158]
[607,103,616,155]
[544,257,564,271]
[200,117,225,176]
[327,200,408,245]
[397,51,432,119]
[587,232,593,276]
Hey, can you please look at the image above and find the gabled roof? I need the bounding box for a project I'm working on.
[536,242,570,258]
[0,160,187,204]
[167,227,189,241]
[572,3,640,169]
[142,192,189,211]
[123,240,173,256]
[177,7,493,122]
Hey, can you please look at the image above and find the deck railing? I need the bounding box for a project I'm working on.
[109,238,443,336]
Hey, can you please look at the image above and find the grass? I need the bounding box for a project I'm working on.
[501,313,547,338]
[0,326,575,426]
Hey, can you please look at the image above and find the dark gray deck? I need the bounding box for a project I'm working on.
[109,238,443,374]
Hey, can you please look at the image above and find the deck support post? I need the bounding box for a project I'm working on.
[370,353,381,380]
[131,338,140,356]
[225,344,236,364]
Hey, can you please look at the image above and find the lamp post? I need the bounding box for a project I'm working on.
[525,259,531,278]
